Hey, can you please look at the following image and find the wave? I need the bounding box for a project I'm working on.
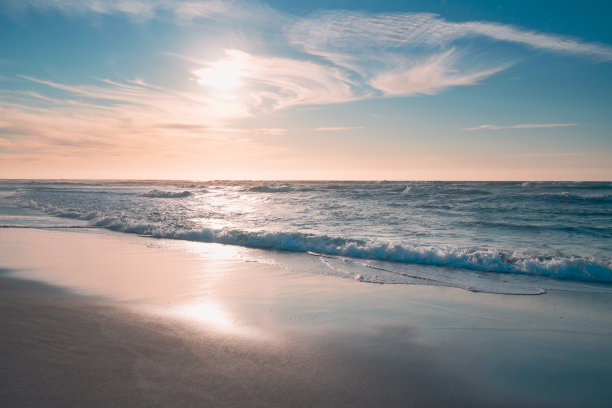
[247,184,295,193]
[13,195,612,283]
[86,217,612,283]
[399,184,440,195]
[400,185,491,196]
[455,220,612,237]
[142,189,192,198]
[538,192,612,204]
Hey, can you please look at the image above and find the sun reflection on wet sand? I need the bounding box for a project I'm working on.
[162,301,262,338]
[120,240,268,338]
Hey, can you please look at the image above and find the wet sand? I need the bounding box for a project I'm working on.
[1,228,611,407]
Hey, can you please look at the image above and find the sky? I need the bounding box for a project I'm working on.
[1,0,611,180]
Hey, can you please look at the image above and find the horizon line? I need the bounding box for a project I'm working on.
[1,178,609,183]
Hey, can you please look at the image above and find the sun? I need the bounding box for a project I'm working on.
[195,56,242,92]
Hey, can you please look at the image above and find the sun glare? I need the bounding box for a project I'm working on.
[195,58,242,92]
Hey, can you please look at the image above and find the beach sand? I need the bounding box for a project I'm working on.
[1,228,611,407]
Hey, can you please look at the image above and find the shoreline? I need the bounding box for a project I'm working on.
[2,227,612,406]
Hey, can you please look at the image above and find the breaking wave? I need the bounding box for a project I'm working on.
[87,218,612,283]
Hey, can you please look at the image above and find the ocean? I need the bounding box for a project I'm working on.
[1,180,610,295]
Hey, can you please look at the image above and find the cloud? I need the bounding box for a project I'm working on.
[13,3,612,61]
[286,11,612,97]
[459,21,612,60]
[0,138,14,149]
[8,4,612,103]
[10,1,612,63]
[0,46,358,166]
[9,47,359,150]
[0,72,256,163]
[16,73,251,123]
[313,127,364,131]
[191,49,358,111]
[370,49,505,96]
[464,123,577,131]
[288,11,612,61]
[253,128,287,135]
[5,0,231,22]
[510,152,585,158]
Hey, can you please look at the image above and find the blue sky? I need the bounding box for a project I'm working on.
[1,0,611,180]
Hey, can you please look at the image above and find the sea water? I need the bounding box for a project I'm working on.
[1,180,610,294]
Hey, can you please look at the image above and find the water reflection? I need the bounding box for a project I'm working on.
[173,302,232,329]
[149,240,262,337]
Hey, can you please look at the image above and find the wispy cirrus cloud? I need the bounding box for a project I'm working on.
[4,0,232,22]
[458,21,612,60]
[253,128,288,136]
[464,123,577,131]
[370,49,507,96]
[288,13,510,97]
[2,47,356,162]
[0,72,252,164]
[191,49,359,111]
[10,0,612,63]
[288,11,612,61]
[14,74,248,125]
[287,10,612,98]
[510,152,585,158]
[7,3,612,105]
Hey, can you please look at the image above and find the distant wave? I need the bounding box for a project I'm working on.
[399,185,438,195]
[142,189,192,198]
[455,220,612,238]
[247,185,295,193]
[400,185,490,195]
[538,192,612,204]
[85,217,612,283]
